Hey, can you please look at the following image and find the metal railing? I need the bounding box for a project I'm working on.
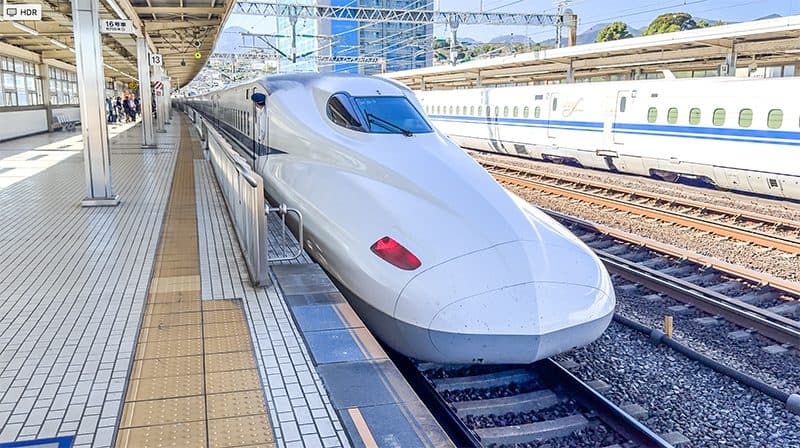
[194,110,271,286]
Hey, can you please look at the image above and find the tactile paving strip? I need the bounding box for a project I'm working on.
[116,118,275,448]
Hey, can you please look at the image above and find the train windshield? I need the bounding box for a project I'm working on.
[352,96,432,135]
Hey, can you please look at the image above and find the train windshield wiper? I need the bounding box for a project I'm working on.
[365,112,413,137]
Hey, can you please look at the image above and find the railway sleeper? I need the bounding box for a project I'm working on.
[453,389,559,417]
[474,414,590,446]
[432,369,534,392]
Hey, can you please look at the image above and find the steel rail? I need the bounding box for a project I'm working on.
[484,162,800,254]
[536,359,672,448]
[548,210,800,347]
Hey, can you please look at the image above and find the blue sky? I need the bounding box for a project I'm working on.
[225,0,799,42]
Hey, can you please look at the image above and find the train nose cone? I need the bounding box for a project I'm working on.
[392,240,615,364]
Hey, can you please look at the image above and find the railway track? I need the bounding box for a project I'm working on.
[397,358,670,447]
[550,210,800,347]
[479,159,800,255]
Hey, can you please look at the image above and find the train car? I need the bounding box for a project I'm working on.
[416,76,800,200]
[184,73,615,364]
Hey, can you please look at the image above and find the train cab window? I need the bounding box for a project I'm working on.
[647,107,657,123]
[667,107,678,124]
[738,108,753,127]
[351,96,433,134]
[689,108,701,125]
[712,108,726,126]
[326,93,364,130]
[523,106,530,118]
[513,106,519,117]
[619,96,627,113]
[534,106,541,118]
[503,106,509,117]
[767,109,783,129]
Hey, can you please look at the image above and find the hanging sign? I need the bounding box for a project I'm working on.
[153,80,163,96]
[2,3,42,20]
[100,19,134,34]
[149,54,163,66]
[127,81,138,89]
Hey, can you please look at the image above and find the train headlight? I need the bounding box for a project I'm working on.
[370,236,421,271]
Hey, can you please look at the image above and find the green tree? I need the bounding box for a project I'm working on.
[596,22,633,42]
[641,12,697,35]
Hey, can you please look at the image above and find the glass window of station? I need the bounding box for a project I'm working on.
[0,56,43,107]
[48,66,79,105]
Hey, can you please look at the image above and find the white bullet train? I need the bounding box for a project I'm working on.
[184,73,615,364]
[416,75,800,200]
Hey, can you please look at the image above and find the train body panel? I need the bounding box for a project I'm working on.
[417,77,800,200]
[183,73,615,364]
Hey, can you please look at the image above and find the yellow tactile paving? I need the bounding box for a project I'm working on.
[117,118,275,447]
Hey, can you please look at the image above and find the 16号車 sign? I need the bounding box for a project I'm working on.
[100,19,134,34]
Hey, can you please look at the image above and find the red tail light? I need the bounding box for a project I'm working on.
[371,236,421,270]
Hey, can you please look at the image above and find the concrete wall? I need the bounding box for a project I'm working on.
[0,109,48,141]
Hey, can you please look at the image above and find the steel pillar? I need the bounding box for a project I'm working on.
[136,38,156,147]
[165,77,173,120]
[72,0,119,207]
[724,44,737,77]
[566,59,574,83]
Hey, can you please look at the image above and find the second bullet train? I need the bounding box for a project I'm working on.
[184,73,615,364]
[416,75,800,200]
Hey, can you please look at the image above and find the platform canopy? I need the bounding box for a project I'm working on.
[0,0,235,87]
[382,15,800,89]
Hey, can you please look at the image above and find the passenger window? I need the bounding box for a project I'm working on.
[767,109,783,129]
[712,108,726,126]
[534,106,541,118]
[552,98,558,111]
[513,106,519,117]
[478,106,483,116]
[456,106,460,115]
[503,106,509,117]
[647,107,657,123]
[689,108,701,125]
[463,105,468,115]
[667,107,678,124]
[326,93,363,130]
[470,106,475,115]
[738,108,753,127]
[494,106,499,116]
[523,106,529,118]
[619,97,627,113]
[449,106,454,115]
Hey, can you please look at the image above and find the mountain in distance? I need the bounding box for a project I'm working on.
[214,26,275,54]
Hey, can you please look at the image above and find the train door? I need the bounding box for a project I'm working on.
[613,90,629,144]
[547,93,560,139]
[251,87,267,163]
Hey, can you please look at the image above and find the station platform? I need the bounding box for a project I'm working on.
[0,117,451,447]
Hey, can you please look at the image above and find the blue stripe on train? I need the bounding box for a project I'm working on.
[429,114,800,146]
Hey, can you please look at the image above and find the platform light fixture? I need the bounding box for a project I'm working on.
[49,39,68,49]
[12,22,39,36]
[105,0,128,20]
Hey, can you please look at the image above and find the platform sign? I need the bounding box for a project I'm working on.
[1,3,42,21]
[149,54,163,66]
[127,81,137,89]
[100,19,134,34]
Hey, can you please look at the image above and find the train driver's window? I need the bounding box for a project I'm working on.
[523,106,529,118]
[513,106,519,117]
[738,109,753,128]
[767,109,783,129]
[647,107,657,123]
[712,108,726,126]
[326,93,363,130]
[534,106,541,118]
[667,107,678,124]
[689,108,701,125]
